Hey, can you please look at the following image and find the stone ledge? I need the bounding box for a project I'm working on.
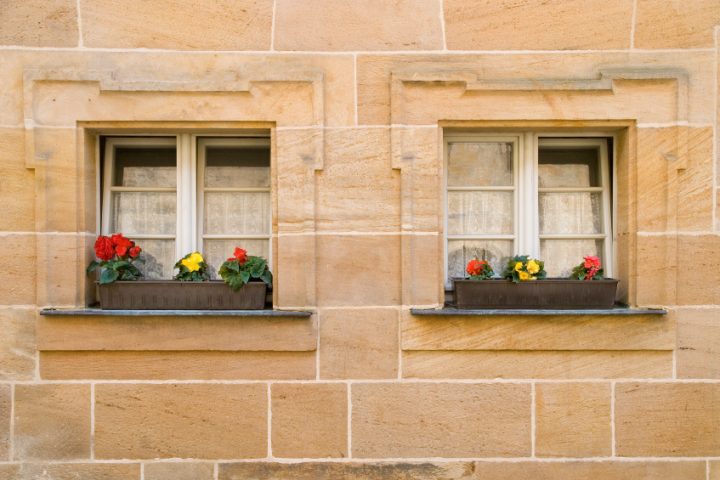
[410,307,667,316]
[40,308,312,317]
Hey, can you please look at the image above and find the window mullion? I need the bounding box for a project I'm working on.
[176,133,195,258]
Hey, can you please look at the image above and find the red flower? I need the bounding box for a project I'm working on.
[94,235,115,261]
[583,256,601,269]
[111,233,133,249]
[466,259,487,276]
[129,246,141,258]
[115,245,128,257]
[233,247,248,265]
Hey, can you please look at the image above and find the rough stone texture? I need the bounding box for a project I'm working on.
[676,235,720,305]
[469,461,707,479]
[616,382,720,456]
[40,351,315,380]
[317,129,400,232]
[144,462,214,480]
[220,462,476,479]
[0,308,36,380]
[274,0,443,51]
[444,0,633,50]
[0,235,36,305]
[272,383,348,458]
[676,308,720,379]
[0,385,9,460]
[13,384,91,460]
[535,383,611,457]
[635,0,720,49]
[81,0,273,50]
[402,351,672,379]
[0,129,35,232]
[0,0,77,47]
[319,308,398,379]
[316,235,401,306]
[352,383,531,457]
[712,461,720,480]
[5,463,141,480]
[94,384,267,459]
[35,233,86,307]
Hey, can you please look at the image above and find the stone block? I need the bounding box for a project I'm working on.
[0,0,78,47]
[676,308,720,379]
[317,128,400,232]
[402,351,672,379]
[676,235,720,305]
[0,129,35,232]
[316,235,401,306]
[271,383,347,458]
[535,383,611,457]
[0,308,36,381]
[635,234,676,306]
[616,382,720,456]
[401,235,444,306]
[712,461,720,480]
[13,384,90,460]
[95,384,267,459]
[81,0,272,50]
[677,127,714,231]
[635,0,720,48]
[444,0,632,50]
[12,463,140,479]
[274,0,443,51]
[144,462,214,480]
[351,383,530,457]
[40,351,316,380]
[470,461,706,479]
[0,235,36,305]
[0,385,9,460]
[275,234,316,307]
[219,462,475,479]
[319,308,398,379]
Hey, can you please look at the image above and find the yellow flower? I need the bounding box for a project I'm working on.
[514,262,524,272]
[181,252,204,272]
[518,271,530,281]
[526,260,540,274]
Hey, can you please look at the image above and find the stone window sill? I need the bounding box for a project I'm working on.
[40,308,312,317]
[410,307,667,316]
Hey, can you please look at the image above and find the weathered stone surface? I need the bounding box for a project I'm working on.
[403,351,672,379]
[0,235,36,305]
[95,384,267,459]
[220,462,475,479]
[7,463,141,480]
[144,462,214,480]
[635,234,676,306]
[0,308,36,380]
[676,308,720,378]
[319,308,398,379]
[40,351,315,380]
[274,0,443,51]
[616,382,720,456]
[317,128,400,232]
[635,0,720,49]
[401,235,444,306]
[272,383,347,458]
[401,311,675,351]
[13,384,90,460]
[37,315,316,351]
[352,383,530,457]
[317,235,401,306]
[81,0,272,50]
[676,235,720,305]
[0,385,9,460]
[444,0,632,50]
[0,129,35,232]
[0,0,78,47]
[536,383,611,457]
[711,461,720,480]
[275,234,316,307]
[470,461,706,479]
[35,233,87,307]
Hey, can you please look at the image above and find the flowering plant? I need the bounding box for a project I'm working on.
[570,255,604,280]
[87,233,143,284]
[466,258,494,280]
[504,255,546,283]
[218,247,273,291]
[174,252,210,281]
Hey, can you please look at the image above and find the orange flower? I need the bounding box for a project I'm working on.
[466,258,487,277]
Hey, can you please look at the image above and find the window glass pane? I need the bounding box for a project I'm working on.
[538,147,600,188]
[447,239,513,279]
[541,239,604,277]
[203,239,270,276]
[112,192,176,235]
[447,141,513,187]
[447,191,513,235]
[204,145,270,188]
[203,192,270,236]
[136,239,175,280]
[113,145,176,187]
[539,192,602,235]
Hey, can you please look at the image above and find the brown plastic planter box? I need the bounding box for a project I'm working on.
[97,280,268,310]
[453,278,618,309]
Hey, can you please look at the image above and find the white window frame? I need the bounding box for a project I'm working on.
[101,133,272,276]
[444,131,615,286]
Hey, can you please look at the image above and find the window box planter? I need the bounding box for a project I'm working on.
[452,278,618,309]
[97,280,267,310]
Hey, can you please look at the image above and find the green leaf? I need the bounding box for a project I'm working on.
[240,271,251,284]
[260,270,273,286]
[86,260,100,273]
[99,268,119,284]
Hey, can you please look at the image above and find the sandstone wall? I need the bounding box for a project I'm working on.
[1,1,719,478]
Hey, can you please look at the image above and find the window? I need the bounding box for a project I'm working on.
[101,134,271,279]
[445,133,613,284]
